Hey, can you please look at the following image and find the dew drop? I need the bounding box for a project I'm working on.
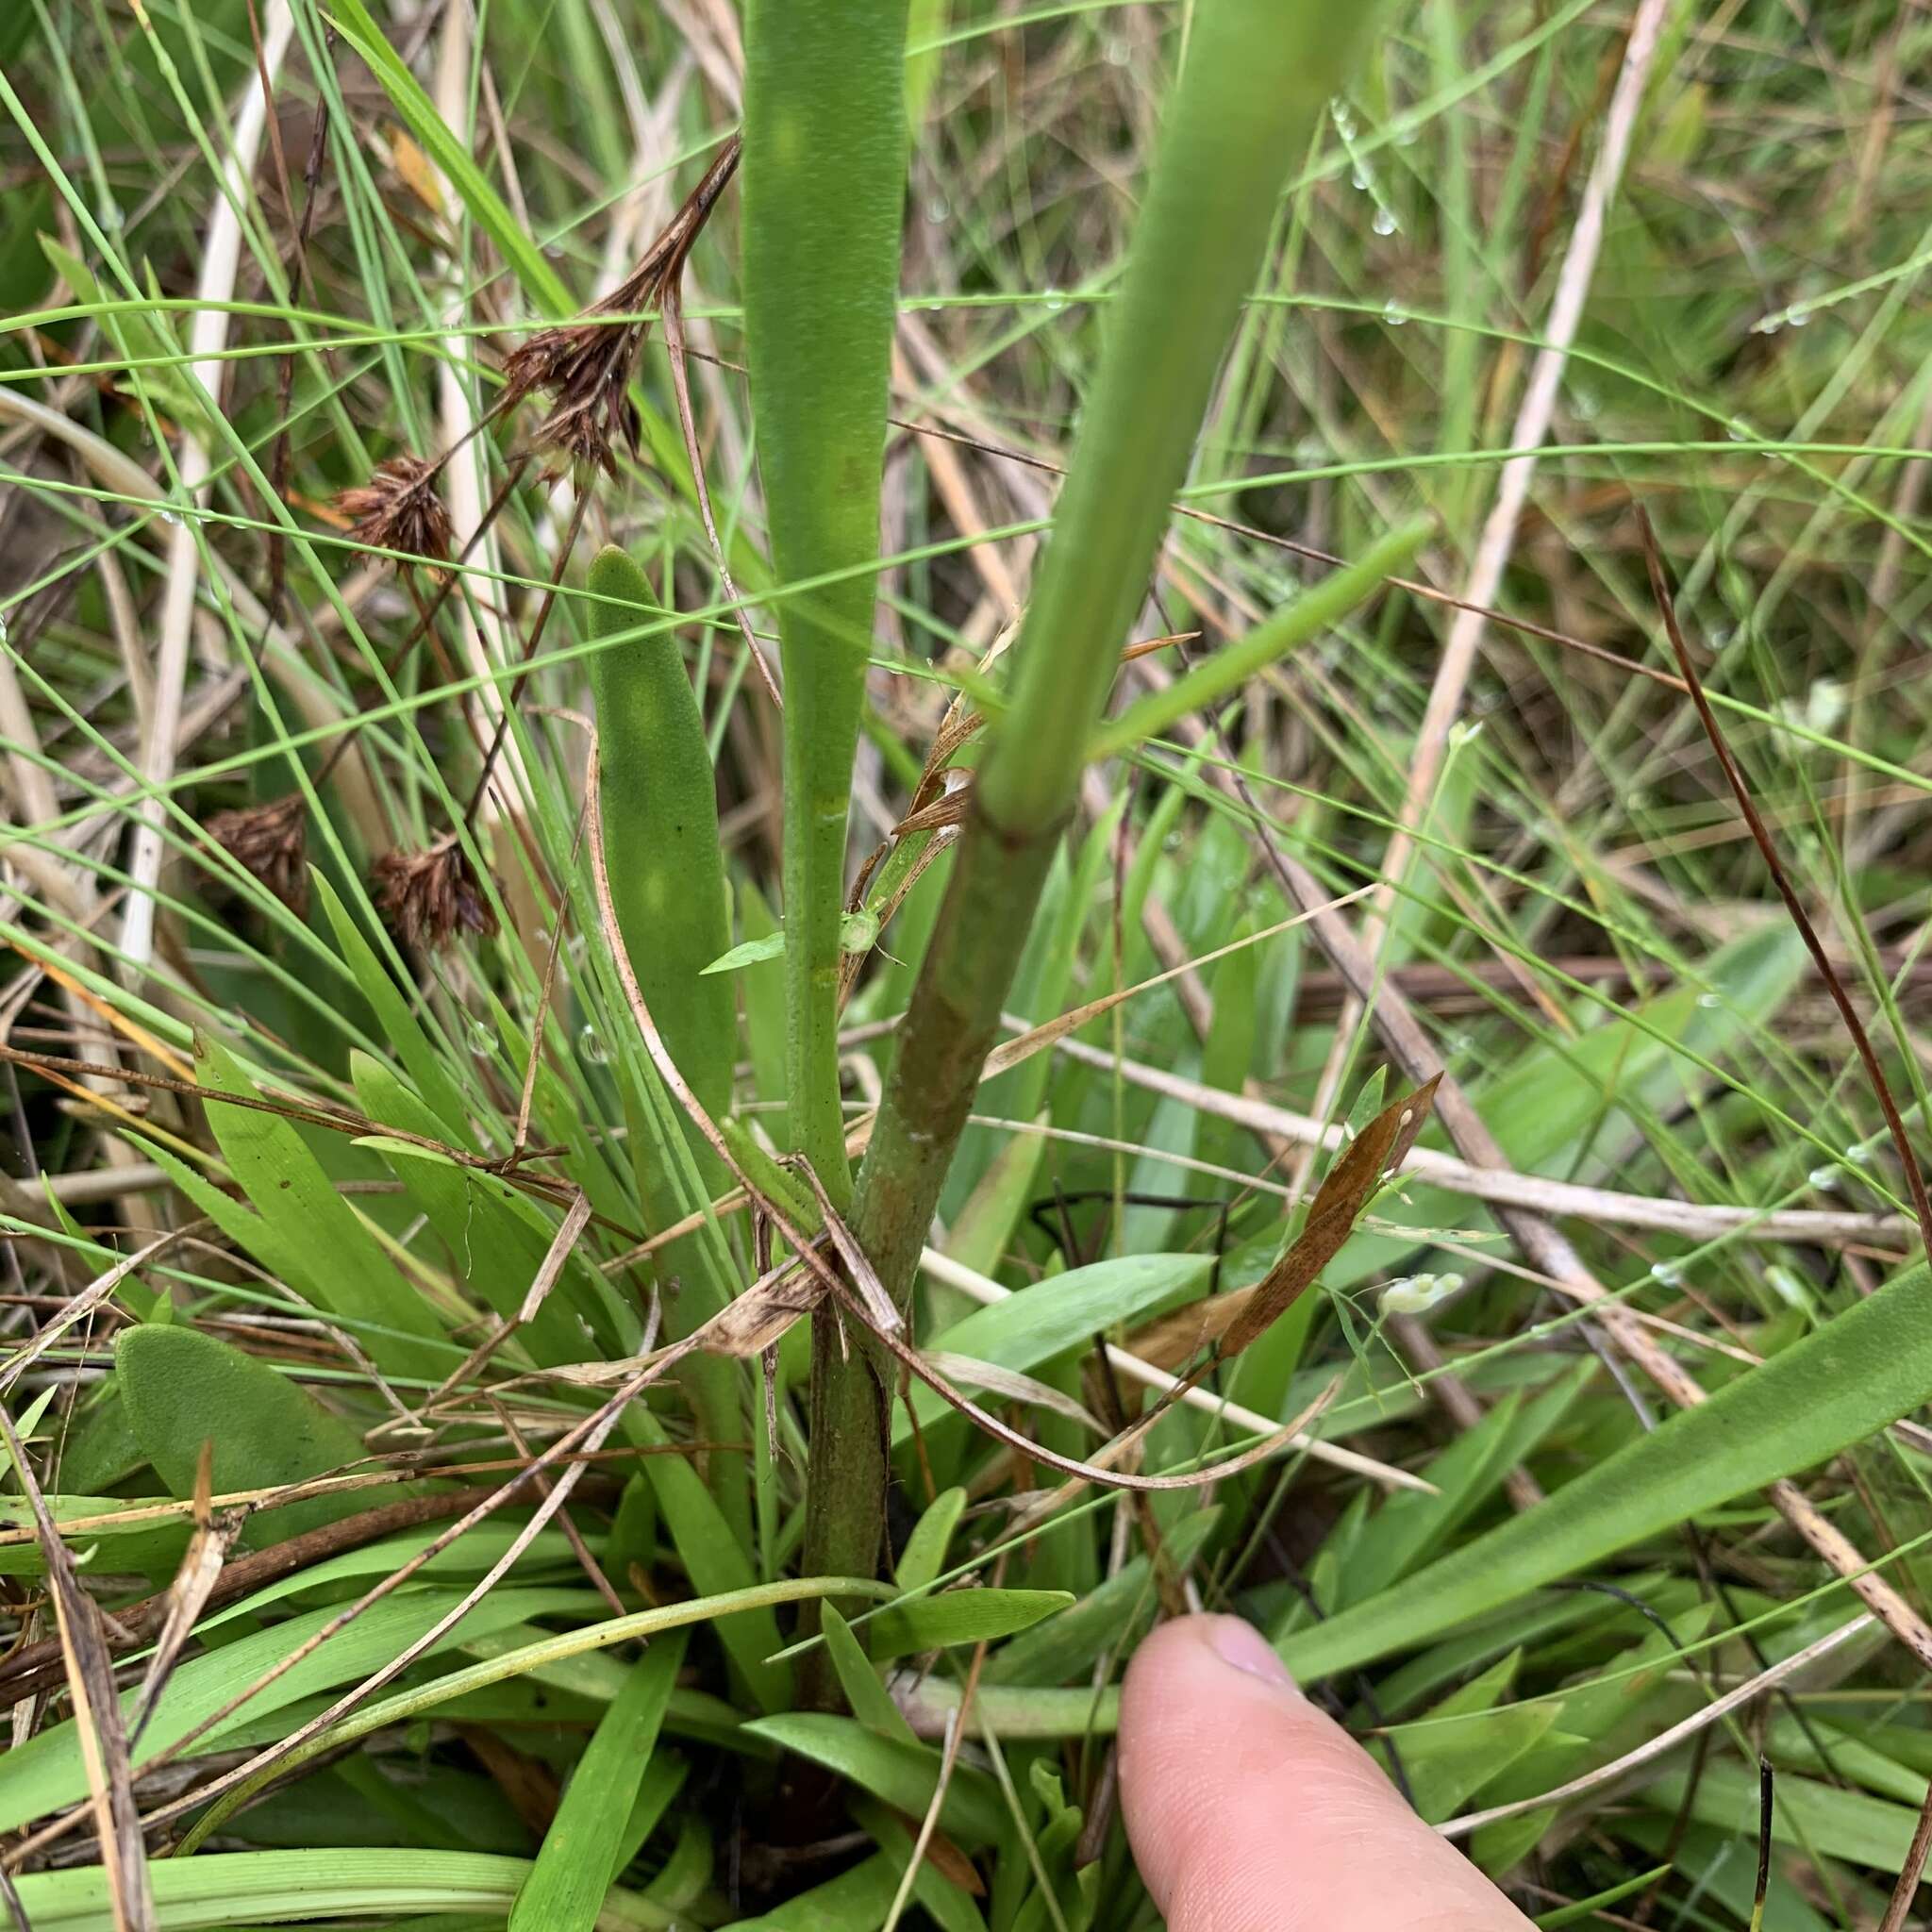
[1042,289,1067,313]
[1351,166,1370,192]
[578,1024,609,1066]
[467,1017,495,1058]
[1848,1141,1874,1165]
[1697,991,1722,1009]
[1104,34,1130,65]
[1650,1260,1683,1288]
[1787,308,1810,328]
[1807,1164,1841,1191]
[924,196,950,225]
[1382,300,1407,327]
[1372,206,1399,237]
[1752,313,1785,337]
[159,508,183,527]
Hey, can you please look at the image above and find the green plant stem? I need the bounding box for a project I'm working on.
[842,0,1390,1587]
[741,0,909,1206]
[741,0,911,1695]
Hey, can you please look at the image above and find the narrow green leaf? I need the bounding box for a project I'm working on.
[587,543,736,1117]
[1281,1257,1932,1683]
[730,1852,899,1932]
[624,1409,790,1714]
[941,1118,1048,1279]
[892,1253,1211,1442]
[0,1587,586,1834]
[872,1588,1073,1660]
[510,1631,688,1931]
[314,871,475,1147]
[1383,1663,1562,1824]
[855,1799,991,1932]
[1534,1867,1673,1929]
[985,1509,1222,1687]
[6,1847,673,1929]
[701,931,787,975]
[190,1032,449,1380]
[0,1496,189,1580]
[322,0,570,314]
[895,1487,967,1595]
[1090,519,1431,760]
[1650,1757,1921,1873]
[741,0,910,1190]
[739,1714,1004,1845]
[353,1084,622,1363]
[822,1605,918,1744]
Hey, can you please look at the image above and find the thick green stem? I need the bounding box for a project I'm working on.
[843,0,1392,1590]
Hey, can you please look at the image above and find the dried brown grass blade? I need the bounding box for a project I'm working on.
[129,1441,240,1742]
[1215,1075,1441,1362]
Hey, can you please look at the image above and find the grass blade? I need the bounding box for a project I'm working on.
[509,1630,689,1931]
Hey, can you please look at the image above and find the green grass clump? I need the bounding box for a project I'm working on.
[4,0,1932,1927]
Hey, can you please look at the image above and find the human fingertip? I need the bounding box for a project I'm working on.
[1197,1612,1299,1690]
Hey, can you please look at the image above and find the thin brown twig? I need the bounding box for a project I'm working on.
[1637,505,1932,1257]
[1880,1783,1932,1932]
[460,483,595,829]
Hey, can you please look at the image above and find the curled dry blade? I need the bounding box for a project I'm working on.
[1133,1074,1443,1372]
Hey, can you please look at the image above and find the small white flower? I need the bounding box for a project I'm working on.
[1380,1272,1465,1315]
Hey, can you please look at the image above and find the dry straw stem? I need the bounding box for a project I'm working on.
[1039,1031,1916,1248]
[121,0,296,977]
[1363,0,1674,954]
[1435,1608,1874,1840]
[429,0,529,832]
[1289,0,1676,1168]
[917,1248,1431,1494]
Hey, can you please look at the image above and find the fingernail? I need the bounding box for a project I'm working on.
[1203,1616,1298,1690]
